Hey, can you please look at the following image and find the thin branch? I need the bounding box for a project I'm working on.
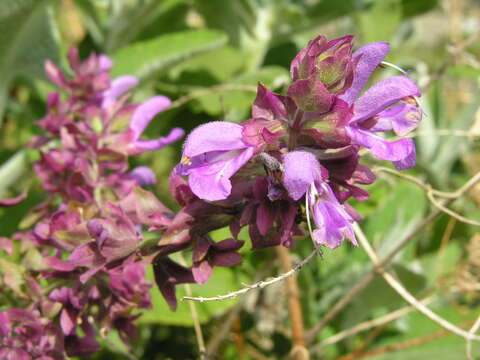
[182,246,322,302]
[466,314,480,360]
[275,246,309,360]
[353,223,480,341]
[339,320,475,360]
[205,262,276,357]
[179,254,206,359]
[306,205,446,343]
[311,297,435,352]
[426,190,480,226]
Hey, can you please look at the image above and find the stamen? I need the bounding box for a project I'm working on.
[180,155,192,165]
[305,184,323,259]
[380,61,408,75]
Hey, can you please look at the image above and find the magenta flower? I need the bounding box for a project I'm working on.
[339,42,422,169]
[175,121,255,201]
[283,151,356,248]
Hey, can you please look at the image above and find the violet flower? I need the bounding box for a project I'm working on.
[175,121,255,201]
[283,151,356,248]
[122,95,184,155]
[339,42,422,169]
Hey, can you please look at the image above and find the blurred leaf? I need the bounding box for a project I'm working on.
[111,29,228,81]
[308,0,357,22]
[193,0,255,46]
[357,0,402,43]
[401,0,439,18]
[0,150,28,197]
[369,306,479,360]
[0,0,60,126]
[343,263,427,327]
[363,182,427,258]
[429,91,480,186]
[194,65,289,118]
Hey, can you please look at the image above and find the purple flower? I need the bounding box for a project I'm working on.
[175,121,255,201]
[123,96,184,155]
[0,309,64,359]
[283,151,356,248]
[338,42,422,169]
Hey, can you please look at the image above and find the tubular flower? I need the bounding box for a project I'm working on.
[283,151,356,248]
[175,121,255,201]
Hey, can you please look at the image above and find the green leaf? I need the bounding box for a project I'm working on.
[0,0,60,126]
[363,182,427,258]
[110,30,228,80]
[0,150,28,198]
[357,0,402,43]
[193,65,289,118]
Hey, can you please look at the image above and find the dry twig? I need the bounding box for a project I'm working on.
[182,246,322,302]
[353,223,480,341]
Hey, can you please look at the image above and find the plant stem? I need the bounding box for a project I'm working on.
[275,246,309,360]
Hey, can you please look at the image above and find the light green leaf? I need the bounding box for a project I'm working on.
[110,30,228,80]
[0,0,60,126]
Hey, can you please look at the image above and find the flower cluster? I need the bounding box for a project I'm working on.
[1,48,186,357]
[175,35,421,249]
[1,34,422,358]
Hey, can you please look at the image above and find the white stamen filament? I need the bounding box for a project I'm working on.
[381,61,408,75]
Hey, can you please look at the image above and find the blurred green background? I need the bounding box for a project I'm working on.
[1,0,480,359]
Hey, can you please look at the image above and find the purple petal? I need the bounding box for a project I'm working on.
[0,193,26,207]
[210,252,242,267]
[98,55,112,71]
[103,75,138,105]
[188,147,254,201]
[183,121,247,158]
[339,42,390,105]
[129,96,171,140]
[393,145,416,170]
[192,260,212,284]
[373,103,421,136]
[351,76,420,123]
[132,127,184,152]
[346,126,415,163]
[252,83,288,121]
[283,151,326,201]
[127,166,156,186]
[256,202,276,236]
[45,60,69,88]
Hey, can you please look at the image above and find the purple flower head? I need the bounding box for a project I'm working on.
[175,121,255,201]
[109,260,152,309]
[337,42,422,169]
[283,151,356,248]
[0,309,64,359]
[240,177,301,249]
[122,96,185,155]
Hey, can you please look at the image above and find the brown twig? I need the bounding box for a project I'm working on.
[182,246,321,302]
[339,320,475,360]
[353,223,480,341]
[275,246,309,360]
[306,206,446,343]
